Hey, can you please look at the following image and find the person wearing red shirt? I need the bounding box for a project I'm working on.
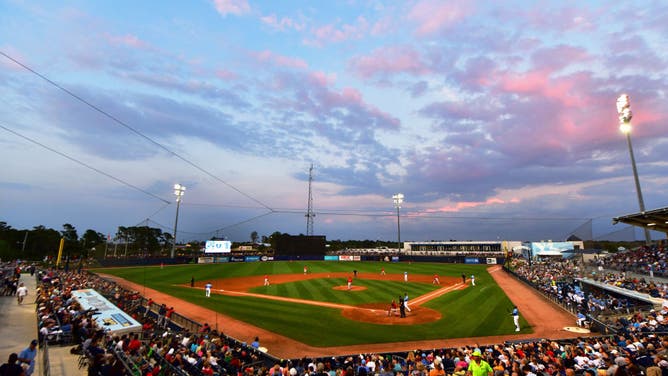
[127,334,141,353]
[144,298,153,318]
[347,276,353,290]
[164,307,174,329]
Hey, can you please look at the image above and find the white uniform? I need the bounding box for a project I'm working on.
[512,307,520,331]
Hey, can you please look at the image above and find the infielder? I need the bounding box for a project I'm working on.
[205,282,212,297]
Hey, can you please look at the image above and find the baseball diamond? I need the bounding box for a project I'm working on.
[96,261,583,359]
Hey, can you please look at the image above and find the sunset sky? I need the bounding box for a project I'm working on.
[2,1,667,243]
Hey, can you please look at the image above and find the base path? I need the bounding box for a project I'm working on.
[97,265,583,359]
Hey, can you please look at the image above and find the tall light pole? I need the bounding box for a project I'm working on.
[172,183,186,258]
[616,94,651,245]
[393,193,404,253]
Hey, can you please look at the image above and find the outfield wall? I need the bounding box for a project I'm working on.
[197,254,506,264]
[96,254,506,267]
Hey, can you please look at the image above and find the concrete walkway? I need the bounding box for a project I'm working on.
[0,272,85,376]
[0,272,40,375]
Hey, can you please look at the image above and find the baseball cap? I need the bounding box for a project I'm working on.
[30,339,38,346]
[472,351,482,357]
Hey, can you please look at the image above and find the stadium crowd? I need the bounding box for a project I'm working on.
[593,246,668,278]
[30,268,268,376]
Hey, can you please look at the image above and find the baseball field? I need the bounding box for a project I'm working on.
[94,261,532,349]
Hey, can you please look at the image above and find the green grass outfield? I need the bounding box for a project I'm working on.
[93,261,529,347]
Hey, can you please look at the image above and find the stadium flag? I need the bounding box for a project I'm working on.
[56,237,65,267]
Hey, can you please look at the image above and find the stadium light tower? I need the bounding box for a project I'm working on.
[616,94,651,245]
[172,183,186,258]
[393,193,404,253]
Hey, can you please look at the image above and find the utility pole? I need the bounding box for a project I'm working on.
[305,164,316,236]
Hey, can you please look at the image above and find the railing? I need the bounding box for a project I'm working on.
[40,339,50,376]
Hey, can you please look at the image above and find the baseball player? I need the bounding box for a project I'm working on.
[433,274,440,284]
[511,306,520,331]
[264,274,270,286]
[205,282,212,297]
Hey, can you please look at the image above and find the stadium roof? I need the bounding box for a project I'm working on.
[613,206,668,234]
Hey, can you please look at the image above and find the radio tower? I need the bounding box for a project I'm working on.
[305,164,315,236]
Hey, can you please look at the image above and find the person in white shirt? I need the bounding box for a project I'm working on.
[17,282,28,304]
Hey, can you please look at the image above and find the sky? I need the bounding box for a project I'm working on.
[1,0,668,244]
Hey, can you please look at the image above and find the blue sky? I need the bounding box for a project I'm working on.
[1,0,667,243]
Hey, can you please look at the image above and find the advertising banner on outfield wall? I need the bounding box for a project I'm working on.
[391,256,399,262]
[245,256,260,262]
[230,256,245,262]
[339,255,361,261]
[324,256,339,261]
[214,257,229,263]
[260,256,275,261]
[198,257,214,264]
[486,258,497,264]
[464,257,480,264]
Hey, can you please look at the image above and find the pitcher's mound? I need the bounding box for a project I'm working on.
[333,286,367,291]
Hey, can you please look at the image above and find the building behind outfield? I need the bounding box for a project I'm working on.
[403,240,521,256]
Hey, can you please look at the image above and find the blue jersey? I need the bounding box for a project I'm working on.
[205,283,212,289]
[512,308,519,316]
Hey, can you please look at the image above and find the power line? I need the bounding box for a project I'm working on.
[0,50,273,211]
[0,123,170,204]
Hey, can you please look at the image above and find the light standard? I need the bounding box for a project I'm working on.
[172,183,186,258]
[392,193,404,254]
[616,94,651,245]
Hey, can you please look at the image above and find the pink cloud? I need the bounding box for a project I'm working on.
[430,197,509,213]
[521,6,596,32]
[304,16,368,46]
[349,45,430,79]
[212,0,250,17]
[252,50,308,69]
[309,71,336,87]
[531,45,590,72]
[495,69,589,108]
[215,69,238,80]
[260,14,305,31]
[104,33,148,49]
[407,0,471,36]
